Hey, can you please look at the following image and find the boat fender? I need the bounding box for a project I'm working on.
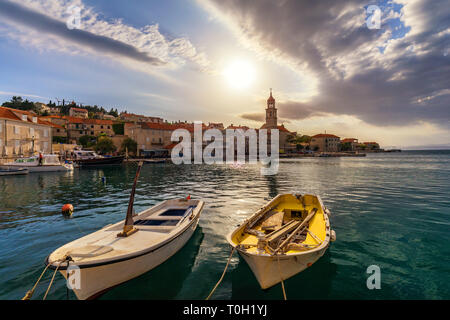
[62,204,74,217]
[330,230,336,242]
[325,207,331,216]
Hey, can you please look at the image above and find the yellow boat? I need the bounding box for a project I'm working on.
[227,193,336,289]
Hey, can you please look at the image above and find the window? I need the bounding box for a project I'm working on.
[79,131,83,134]
[15,140,20,148]
[0,138,2,147]
[0,123,2,132]
[101,125,104,129]
[44,141,49,152]
[30,128,34,136]
[22,115,27,121]
[76,124,79,129]
[91,125,94,128]
[15,126,20,134]
[57,129,60,133]
[91,131,94,135]
[107,126,110,129]
[44,129,49,137]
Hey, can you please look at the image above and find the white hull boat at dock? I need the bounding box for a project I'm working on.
[227,193,335,289]
[46,197,204,300]
[5,154,73,173]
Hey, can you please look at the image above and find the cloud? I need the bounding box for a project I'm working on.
[240,113,265,122]
[0,91,50,100]
[0,0,211,77]
[199,0,450,127]
[0,0,165,65]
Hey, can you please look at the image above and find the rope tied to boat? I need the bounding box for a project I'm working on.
[22,255,71,300]
[205,246,236,300]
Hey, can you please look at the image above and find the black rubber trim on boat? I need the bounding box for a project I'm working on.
[44,208,201,271]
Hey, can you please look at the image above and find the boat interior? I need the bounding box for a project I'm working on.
[232,194,327,255]
[108,199,200,233]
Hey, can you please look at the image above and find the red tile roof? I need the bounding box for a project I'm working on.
[312,134,340,139]
[0,107,52,127]
[0,107,21,121]
[363,142,379,145]
[342,138,358,143]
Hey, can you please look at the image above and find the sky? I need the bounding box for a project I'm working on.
[0,0,449,149]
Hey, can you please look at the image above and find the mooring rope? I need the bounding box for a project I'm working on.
[206,246,236,300]
[276,255,287,300]
[22,264,51,300]
[43,260,64,300]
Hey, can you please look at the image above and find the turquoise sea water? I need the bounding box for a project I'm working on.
[0,150,449,300]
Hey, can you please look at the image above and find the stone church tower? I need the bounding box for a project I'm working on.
[265,89,277,129]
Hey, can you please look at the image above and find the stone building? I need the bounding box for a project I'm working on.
[69,107,88,119]
[310,134,341,152]
[120,112,163,124]
[0,107,53,157]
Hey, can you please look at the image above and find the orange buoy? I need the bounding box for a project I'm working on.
[62,204,74,216]
[186,195,191,200]
[307,262,313,267]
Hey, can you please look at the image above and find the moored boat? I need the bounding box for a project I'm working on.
[44,162,204,300]
[4,155,73,172]
[0,167,29,176]
[70,150,124,167]
[226,193,335,289]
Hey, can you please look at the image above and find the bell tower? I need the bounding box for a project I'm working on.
[265,88,277,129]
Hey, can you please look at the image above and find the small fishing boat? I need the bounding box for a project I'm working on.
[4,155,73,172]
[0,167,29,176]
[44,162,204,300]
[227,193,335,289]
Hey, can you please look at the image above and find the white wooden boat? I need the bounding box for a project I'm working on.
[227,193,335,289]
[0,167,29,176]
[45,162,204,300]
[5,155,73,172]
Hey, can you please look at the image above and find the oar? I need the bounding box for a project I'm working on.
[272,208,317,255]
[117,161,143,237]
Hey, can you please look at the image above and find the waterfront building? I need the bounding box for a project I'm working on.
[362,141,381,151]
[65,117,114,143]
[341,138,359,151]
[125,122,196,154]
[310,133,341,152]
[69,107,88,119]
[0,106,53,157]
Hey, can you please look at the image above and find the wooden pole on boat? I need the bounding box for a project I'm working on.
[272,208,317,255]
[117,161,143,237]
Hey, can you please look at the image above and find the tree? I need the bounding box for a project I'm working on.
[79,135,96,148]
[121,137,137,155]
[340,142,352,151]
[112,122,124,135]
[94,136,116,154]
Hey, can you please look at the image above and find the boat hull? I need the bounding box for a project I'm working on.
[58,213,200,300]
[237,244,329,289]
[5,164,70,172]
[0,168,28,176]
[76,156,124,167]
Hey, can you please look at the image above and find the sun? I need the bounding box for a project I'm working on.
[223,60,256,90]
